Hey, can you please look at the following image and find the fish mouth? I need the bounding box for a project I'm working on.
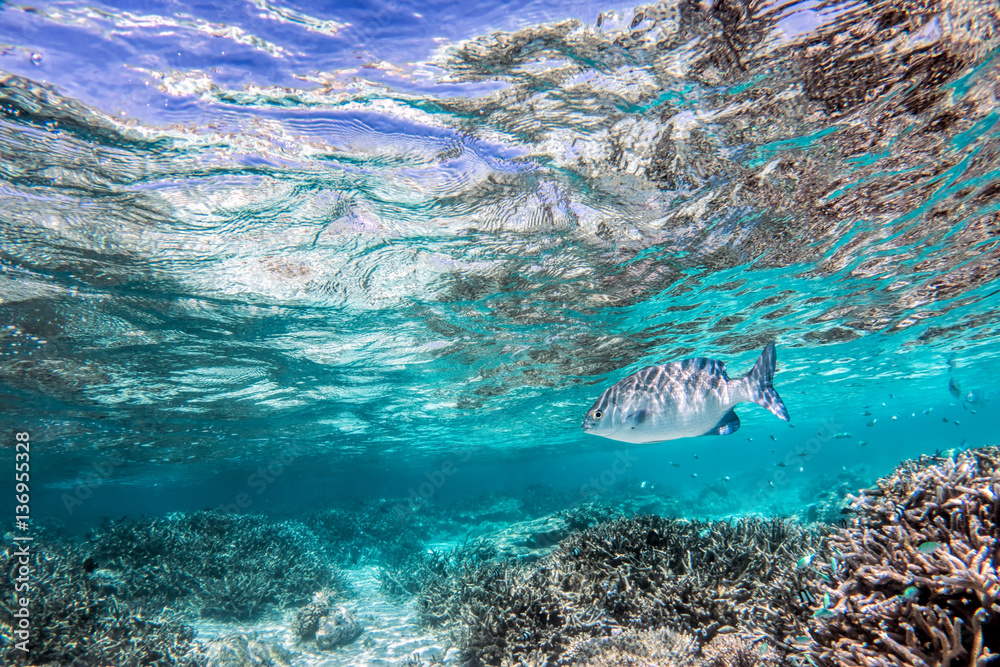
[581,419,595,431]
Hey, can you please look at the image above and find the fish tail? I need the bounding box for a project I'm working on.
[744,342,789,421]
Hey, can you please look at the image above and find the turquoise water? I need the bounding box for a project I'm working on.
[1,0,1000,663]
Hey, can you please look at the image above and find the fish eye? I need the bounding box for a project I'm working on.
[593,410,603,420]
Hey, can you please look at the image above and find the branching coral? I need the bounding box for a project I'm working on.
[557,627,699,666]
[85,511,344,621]
[304,502,427,567]
[417,516,829,666]
[798,447,1000,666]
[0,543,203,666]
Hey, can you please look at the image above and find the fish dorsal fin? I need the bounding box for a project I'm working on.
[681,357,729,381]
[703,408,740,436]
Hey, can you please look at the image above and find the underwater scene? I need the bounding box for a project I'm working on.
[2,0,1000,664]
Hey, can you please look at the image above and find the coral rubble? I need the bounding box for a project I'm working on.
[799,447,1000,666]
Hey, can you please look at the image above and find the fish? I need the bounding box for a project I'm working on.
[917,541,942,554]
[796,554,814,568]
[949,377,989,409]
[902,586,920,601]
[582,342,789,443]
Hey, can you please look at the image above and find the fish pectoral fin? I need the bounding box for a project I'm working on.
[703,409,740,436]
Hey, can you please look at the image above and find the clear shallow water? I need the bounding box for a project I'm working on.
[0,0,998,521]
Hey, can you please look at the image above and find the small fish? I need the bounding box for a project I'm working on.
[812,608,836,619]
[793,636,811,645]
[902,586,920,601]
[722,476,730,482]
[670,461,681,467]
[834,432,852,439]
[691,473,699,478]
[861,410,872,416]
[796,554,814,569]
[770,435,776,441]
[949,377,962,399]
[716,625,737,634]
[857,440,868,447]
[867,419,877,427]
[943,417,949,423]
[797,451,809,457]
[698,528,710,537]
[917,541,942,554]
[694,454,699,459]
[582,343,789,443]
[776,462,788,467]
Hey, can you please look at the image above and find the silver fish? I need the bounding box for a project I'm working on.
[582,342,789,443]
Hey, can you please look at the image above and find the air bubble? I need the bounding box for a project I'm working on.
[29,52,42,66]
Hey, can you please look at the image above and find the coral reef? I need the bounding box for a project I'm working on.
[698,633,781,667]
[557,627,698,666]
[290,591,362,650]
[290,592,334,640]
[0,543,203,666]
[85,511,343,620]
[798,447,1000,666]
[202,632,293,667]
[314,606,362,650]
[303,501,428,567]
[416,515,829,665]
